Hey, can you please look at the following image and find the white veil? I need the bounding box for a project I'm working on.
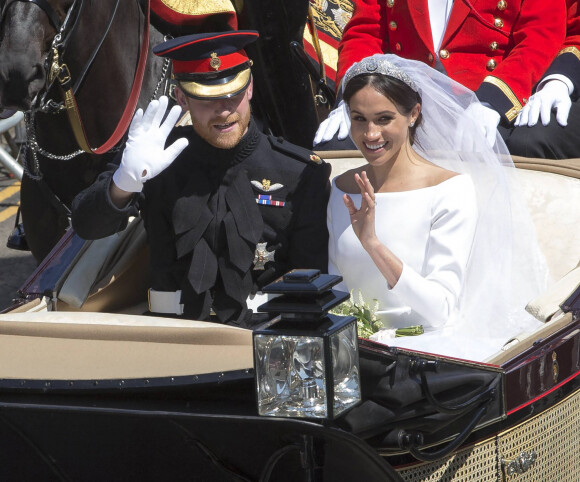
[342,54,550,360]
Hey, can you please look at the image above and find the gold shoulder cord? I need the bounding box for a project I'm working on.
[558,46,580,62]
[482,76,523,122]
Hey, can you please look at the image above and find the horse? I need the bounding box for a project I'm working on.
[0,0,168,262]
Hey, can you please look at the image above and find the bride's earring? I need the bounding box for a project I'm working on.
[410,121,415,127]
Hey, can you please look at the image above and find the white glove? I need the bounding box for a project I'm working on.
[313,100,350,146]
[113,96,189,193]
[454,102,501,151]
[515,79,572,127]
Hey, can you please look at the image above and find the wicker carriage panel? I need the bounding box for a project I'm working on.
[395,388,580,481]
[498,388,580,481]
[396,440,499,482]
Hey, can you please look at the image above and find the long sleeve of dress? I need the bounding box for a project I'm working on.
[389,180,478,328]
[328,175,477,330]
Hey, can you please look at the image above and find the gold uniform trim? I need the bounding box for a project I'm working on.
[303,26,339,73]
[160,0,236,15]
[558,46,580,62]
[482,75,523,122]
[179,68,251,99]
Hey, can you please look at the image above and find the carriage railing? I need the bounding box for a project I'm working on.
[0,111,23,180]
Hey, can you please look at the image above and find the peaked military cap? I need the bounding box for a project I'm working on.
[153,30,259,100]
[150,0,238,32]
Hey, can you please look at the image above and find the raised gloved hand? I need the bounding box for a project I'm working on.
[454,102,501,151]
[113,96,189,193]
[313,100,349,146]
[515,79,571,127]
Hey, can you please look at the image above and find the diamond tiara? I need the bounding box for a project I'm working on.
[343,56,419,93]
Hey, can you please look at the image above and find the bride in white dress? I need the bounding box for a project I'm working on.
[328,55,549,361]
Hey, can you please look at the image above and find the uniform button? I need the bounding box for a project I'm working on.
[494,18,504,28]
[439,49,449,59]
[489,41,498,51]
[395,43,402,52]
[428,53,434,62]
[387,0,395,7]
[486,59,497,71]
[497,0,507,10]
[389,21,397,31]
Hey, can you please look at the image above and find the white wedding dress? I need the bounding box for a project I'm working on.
[329,54,549,362]
[329,174,477,331]
[328,174,545,362]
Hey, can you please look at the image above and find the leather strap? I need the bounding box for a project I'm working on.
[57,0,151,154]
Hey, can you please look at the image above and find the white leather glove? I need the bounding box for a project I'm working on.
[313,100,349,146]
[514,79,572,127]
[454,102,501,151]
[113,96,189,193]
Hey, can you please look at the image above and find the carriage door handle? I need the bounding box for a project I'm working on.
[501,451,538,477]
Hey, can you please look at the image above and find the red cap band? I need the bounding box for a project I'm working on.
[172,50,249,75]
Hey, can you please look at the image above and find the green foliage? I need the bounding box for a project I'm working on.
[330,290,424,339]
[395,325,424,337]
[330,290,383,338]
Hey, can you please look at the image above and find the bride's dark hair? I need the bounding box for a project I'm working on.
[343,73,423,145]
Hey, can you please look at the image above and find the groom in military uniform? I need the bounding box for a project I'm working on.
[72,31,330,326]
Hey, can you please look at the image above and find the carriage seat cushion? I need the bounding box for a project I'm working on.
[525,263,580,322]
[58,217,147,310]
[516,168,580,282]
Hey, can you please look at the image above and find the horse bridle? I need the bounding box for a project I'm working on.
[1,0,151,156]
[1,0,115,110]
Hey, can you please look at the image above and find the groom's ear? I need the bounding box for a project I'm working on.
[174,85,189,111]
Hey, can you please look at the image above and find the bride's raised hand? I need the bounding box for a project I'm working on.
[343,171,379,248]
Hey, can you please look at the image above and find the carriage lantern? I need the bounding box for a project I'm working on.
[253,269,361,420]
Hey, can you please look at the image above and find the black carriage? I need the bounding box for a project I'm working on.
[1,153,579,481]
[1,1,580,480]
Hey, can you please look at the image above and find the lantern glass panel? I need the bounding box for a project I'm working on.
[331,322,361,417]
[255,334,328,418]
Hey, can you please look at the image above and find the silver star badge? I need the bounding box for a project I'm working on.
[253,242,275,270]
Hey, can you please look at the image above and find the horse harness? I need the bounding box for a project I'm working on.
[1,0,161,157]
[0,0,165,227]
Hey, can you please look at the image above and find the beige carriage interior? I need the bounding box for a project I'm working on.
[1,152,579,379]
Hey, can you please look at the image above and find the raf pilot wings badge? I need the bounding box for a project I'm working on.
[251,178,283,192]
[252,178,286,207]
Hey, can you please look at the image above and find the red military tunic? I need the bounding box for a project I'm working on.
[337,0,566,124]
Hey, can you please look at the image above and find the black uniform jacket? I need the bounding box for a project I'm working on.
[72,120,331,325]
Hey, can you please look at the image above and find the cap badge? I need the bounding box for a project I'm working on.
[251,179,283,192]
[209,52,221,71]
[253,242,275,270]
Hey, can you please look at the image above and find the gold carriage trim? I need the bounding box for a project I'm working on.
[160,0,236,15]
[179,68,251,99]
[558,46,580,62]
[482,75,523,122]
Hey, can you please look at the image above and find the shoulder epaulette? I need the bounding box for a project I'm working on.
[268,136,324,165]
